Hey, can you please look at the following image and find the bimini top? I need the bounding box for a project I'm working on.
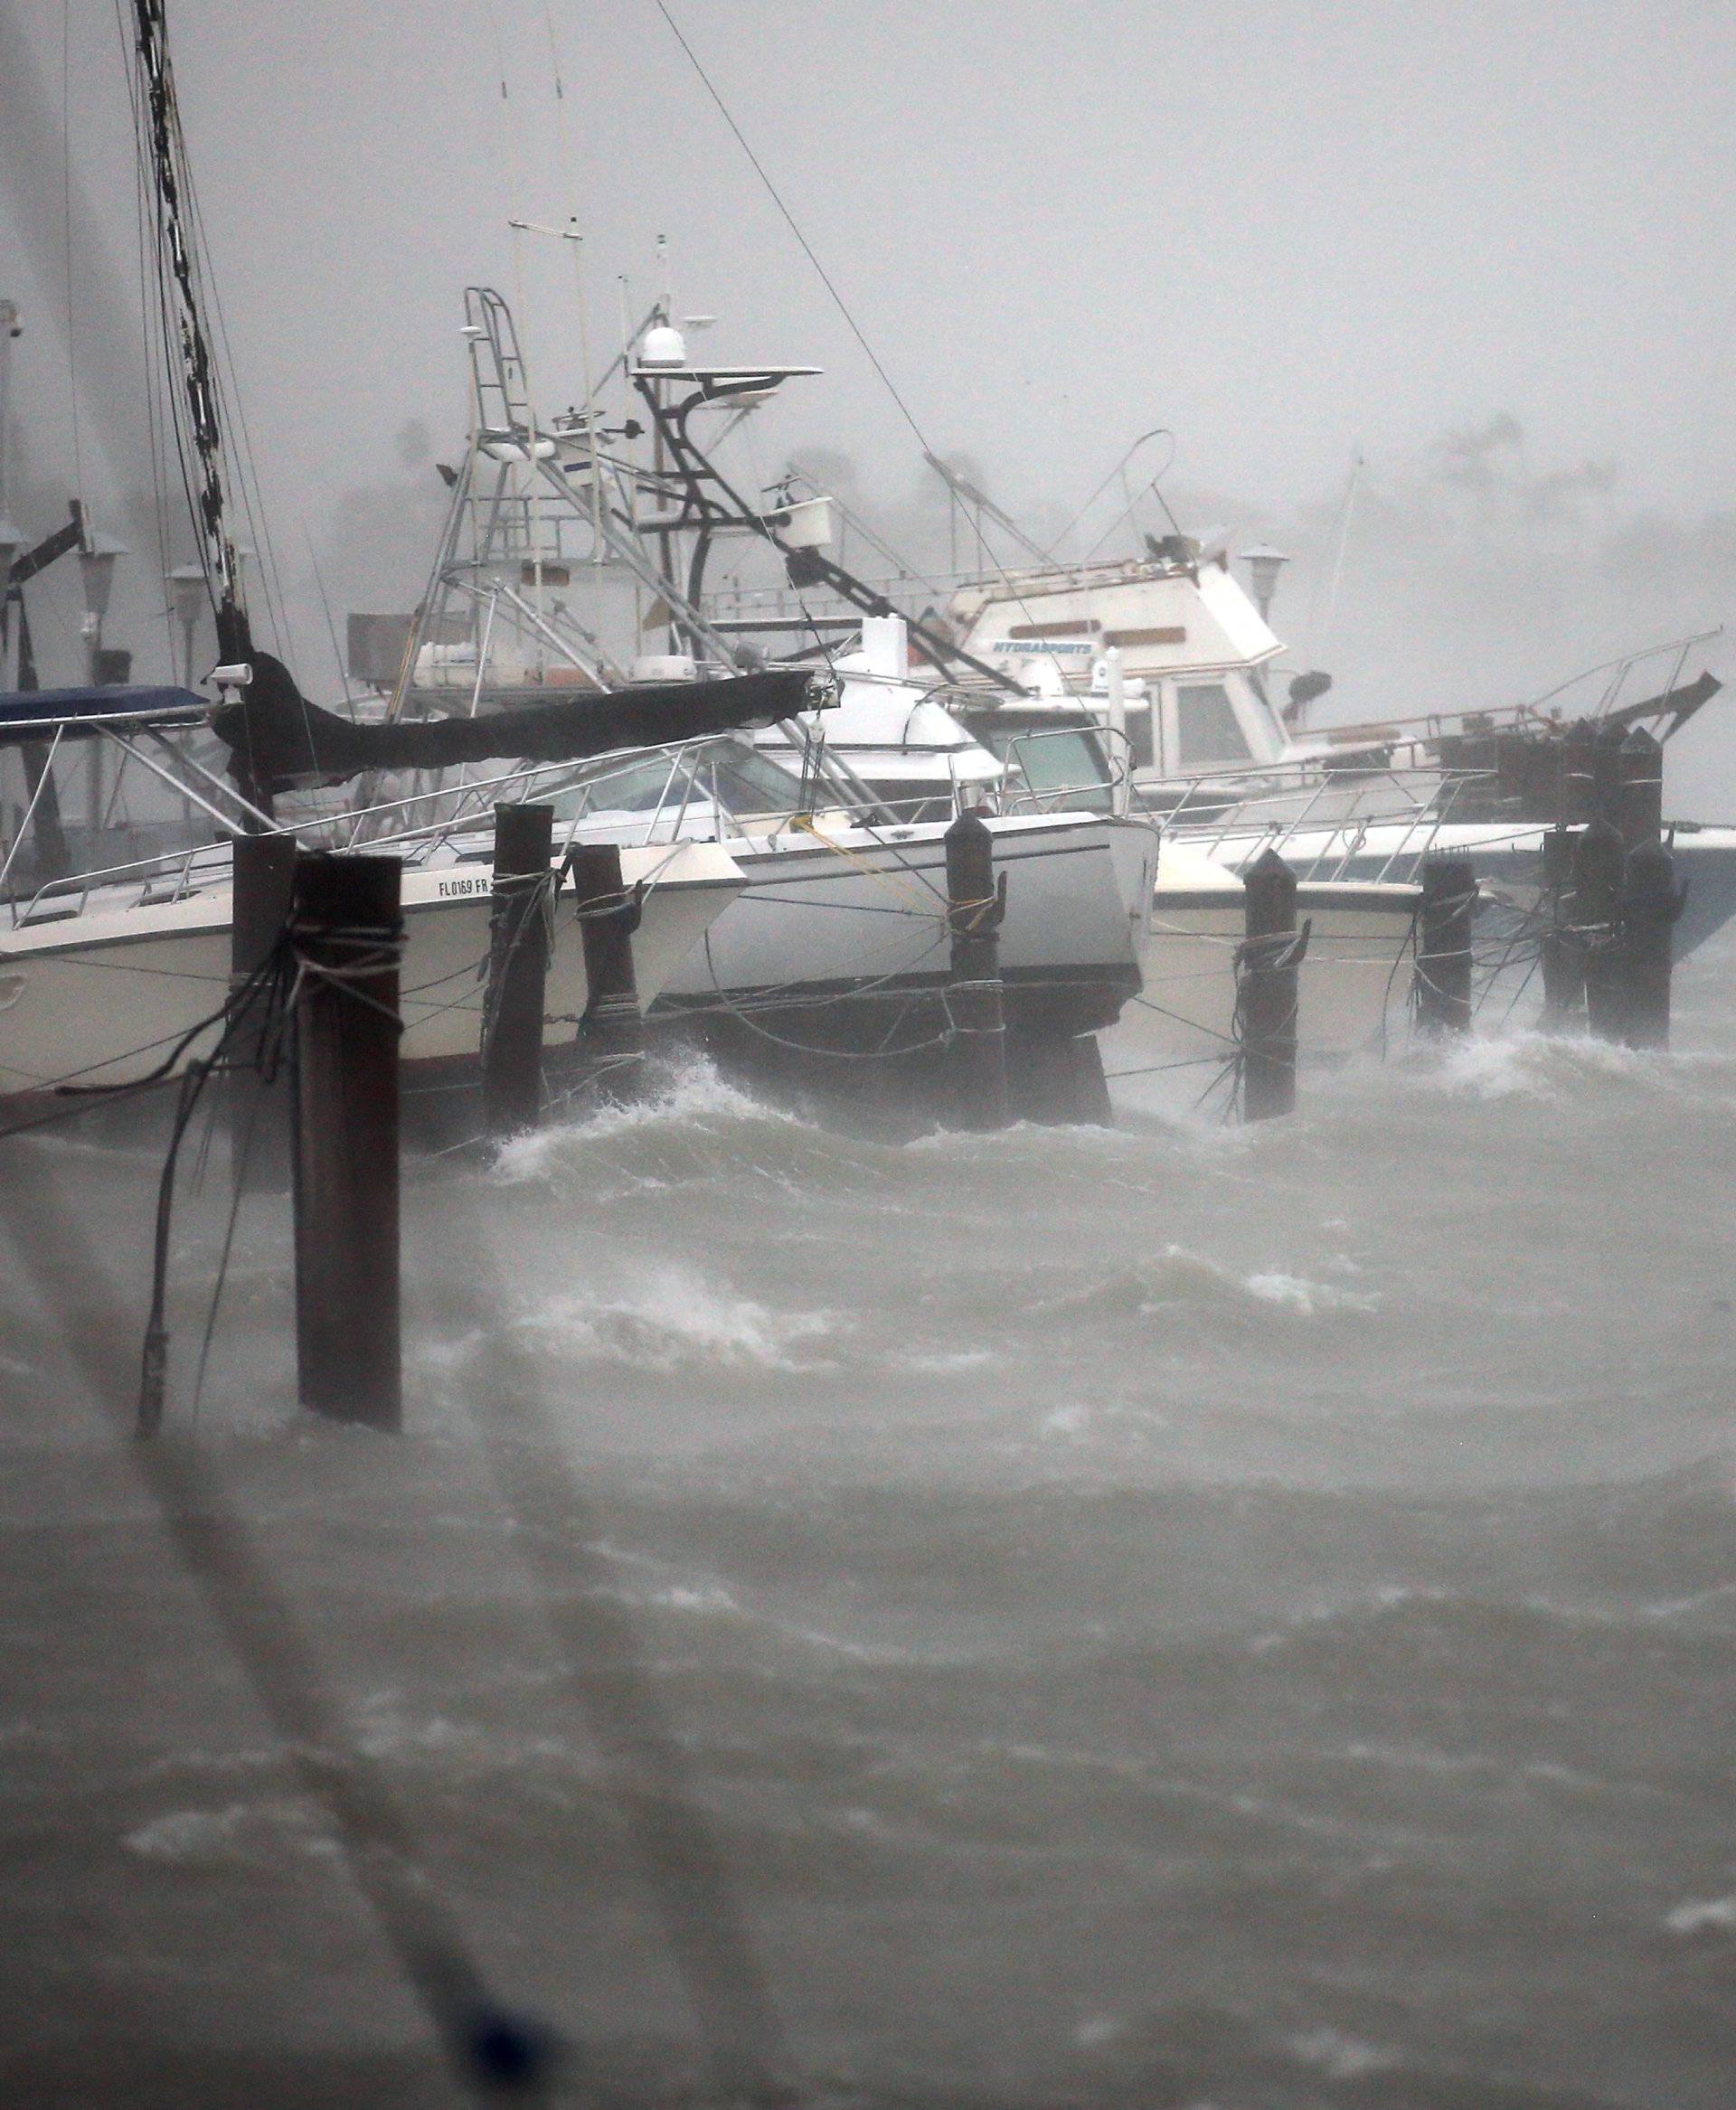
[0,683,208,745]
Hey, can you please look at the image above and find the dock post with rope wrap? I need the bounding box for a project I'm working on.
[1413,853,1476,1034]
[482,803,554,1137]
[569,842,646,1099]
[1612,840,1685,1050]
[944,809,1011,1131]
[1238,848,1305,1121]
[229,832,298,1188]
[1575,819,1628,1044]
[1605,725,1682,1049]
[289,852,404,1430]
[1615,726,1665,852]
[1540,824,1584,1027]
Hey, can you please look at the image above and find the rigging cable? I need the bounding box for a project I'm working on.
[649,0,928,452]
[649,0,1131,701]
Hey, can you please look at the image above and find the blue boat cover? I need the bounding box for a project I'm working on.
[0,684,208,742]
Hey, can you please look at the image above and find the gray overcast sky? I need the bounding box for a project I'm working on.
[4,0,1733,787]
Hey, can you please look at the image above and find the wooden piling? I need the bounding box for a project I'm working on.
[1559,721,1599,825]
[1574,818,1628,1042]
[1614,727,1664,852]
[944,809,1010,1130]
[568,842,645,1096]
[290,852,403,1430]
[228,832,299,1188]
[232,833,300,981]
[1414,853,1476,1033]
[1539,825,1583,1025]
[482,803,554,1136]
[1590,721,1627,827]
[1239,847,1302,1120]
[1612,841,1682,1050]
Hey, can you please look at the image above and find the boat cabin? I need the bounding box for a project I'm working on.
[944,543,1291,780]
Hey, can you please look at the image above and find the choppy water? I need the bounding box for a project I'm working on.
[4,946,1736,2107]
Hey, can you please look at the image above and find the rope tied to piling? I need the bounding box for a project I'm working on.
[478,867,560,1071]
[1232,923,1312,984]
[284,916,408,1032]
[946,871,1008,943]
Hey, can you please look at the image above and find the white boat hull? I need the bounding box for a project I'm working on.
[1187,819,1736,960]
[1101,843,1420,1087]
[0,842,743,1100]
[655,813,1159,1044]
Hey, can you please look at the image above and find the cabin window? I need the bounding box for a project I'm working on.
[1175,683,1250,768]
[1127,702,1155,770]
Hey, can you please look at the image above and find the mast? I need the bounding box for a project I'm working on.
[128,0,247,660]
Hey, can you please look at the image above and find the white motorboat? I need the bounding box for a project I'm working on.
[1101,839,1422,1091]
[0,819,743,1103]
[0,682,767,1106]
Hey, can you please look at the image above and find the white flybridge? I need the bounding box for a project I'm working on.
[946,540,1296,782]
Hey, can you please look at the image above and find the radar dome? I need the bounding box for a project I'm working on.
[639,323,687,371]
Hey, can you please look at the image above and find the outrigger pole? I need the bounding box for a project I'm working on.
[626,367,1027,697]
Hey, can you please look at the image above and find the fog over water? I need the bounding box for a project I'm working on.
[4,5,1736,2105]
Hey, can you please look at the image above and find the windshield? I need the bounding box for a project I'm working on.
[968,720,1111,810]
[546,739,807,824]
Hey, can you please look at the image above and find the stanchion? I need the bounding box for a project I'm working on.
[944,810,1010,1130]
[1238,848,1303,1121]
[290,852,403,1430]
[1413,853,1476,1033]
[568,842,645,1097]
[482,803,554,1136]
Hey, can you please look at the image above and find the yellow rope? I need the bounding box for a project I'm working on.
[785,813,946,919]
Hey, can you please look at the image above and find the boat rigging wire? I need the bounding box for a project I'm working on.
[649,1,929,453]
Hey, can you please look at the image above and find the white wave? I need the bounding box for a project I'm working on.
[1243,1269,1380,1316]
[1417,1025,1675,1103]
[1664,1894,1736,1936]
[488,1057,805,1184]
[123,1799,321,1869]
[891,1348,1000,1374]
[1288,2026,1402,2079]
[1142,1246,1379,1321]
[516,1265,844,1373]
[645,1582,741,1615]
